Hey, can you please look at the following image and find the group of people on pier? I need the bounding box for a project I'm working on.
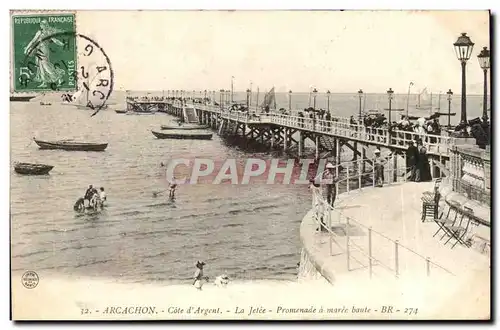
[405,139,432,182]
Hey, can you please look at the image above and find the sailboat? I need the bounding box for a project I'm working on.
[260,87,276,111]
[416,88,432,111]
[61,74,108,110]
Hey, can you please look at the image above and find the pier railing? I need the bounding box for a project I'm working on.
[165,102,456,156]
[311,158,454,279]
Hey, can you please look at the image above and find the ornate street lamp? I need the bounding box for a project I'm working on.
[387,88,394,129]
[453,32,475,124]
[477,46,490,121]
[358,89,363,123]
[446,89,453,128]
[326,90,331,112]
[312,88,318,110]
[288,90,292,111]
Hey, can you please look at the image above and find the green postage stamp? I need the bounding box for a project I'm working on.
[11,13,77,92]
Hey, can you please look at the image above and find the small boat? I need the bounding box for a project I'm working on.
[33,138,108,151]
[151,130,213,140]
[115,109,128,114]
[14,162,54,175]
[40,102,52,106]
[160,124,210,130]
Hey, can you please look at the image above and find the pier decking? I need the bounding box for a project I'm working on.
[300,181,490,283]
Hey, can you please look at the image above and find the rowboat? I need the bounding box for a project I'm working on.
[151,130,213,140]
[33,138,108,151]
[14,162,54,175]
[115,109,127,114]
[160,124,210,130]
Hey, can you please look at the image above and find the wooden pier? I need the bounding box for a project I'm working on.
[128,99,457,178]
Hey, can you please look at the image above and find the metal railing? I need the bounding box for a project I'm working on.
[311,158,455,279]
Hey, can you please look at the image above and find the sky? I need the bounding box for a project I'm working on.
[76,10,490,94]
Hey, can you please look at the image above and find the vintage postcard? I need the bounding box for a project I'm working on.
[10,10,491,320]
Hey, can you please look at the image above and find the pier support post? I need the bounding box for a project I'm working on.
[298,132,304,157]
[362,147,366,173]
[315,135,319,160]
[271,128,275,149]
[352,142,358,161]
[335,139,341,165]
[393,153,398,183]
[283,128,288,151]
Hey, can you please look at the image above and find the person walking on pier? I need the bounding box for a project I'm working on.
[323,163,337,207]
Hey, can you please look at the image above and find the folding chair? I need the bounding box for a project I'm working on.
[421,181,442,222]
[444,206,474,248]
[433,200,461,238]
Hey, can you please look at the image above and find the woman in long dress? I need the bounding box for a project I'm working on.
[418,146,432,182]
[23,20,66,88]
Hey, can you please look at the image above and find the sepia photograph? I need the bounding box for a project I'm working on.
[9,8,491,320]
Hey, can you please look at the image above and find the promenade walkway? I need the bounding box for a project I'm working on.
[300,182,490,284]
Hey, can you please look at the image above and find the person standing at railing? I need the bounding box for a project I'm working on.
[325,111,331,129]
[373,149,388,187]
[323,163,337,207]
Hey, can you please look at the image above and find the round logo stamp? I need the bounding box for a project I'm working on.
[21,271,39,289]
[22,31,114,116]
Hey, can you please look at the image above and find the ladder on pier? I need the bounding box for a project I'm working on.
[183,106,198,123]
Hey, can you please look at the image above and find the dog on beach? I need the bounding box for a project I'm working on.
[214,274,230,287]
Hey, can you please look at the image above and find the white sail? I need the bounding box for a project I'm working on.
[260,87,276,110]
[417,88,432,109]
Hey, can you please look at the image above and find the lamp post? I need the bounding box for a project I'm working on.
[288,90,292,111]
[312,88,318,110]
[246,88,251,108]
[326,90,331,112]
[231,76,234,104]
[387,88,394,130]
[453,33,475,125]
[406,82,414,118]
[446,89,453,128]
[477,46,490,121]
[358,89,363,123]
